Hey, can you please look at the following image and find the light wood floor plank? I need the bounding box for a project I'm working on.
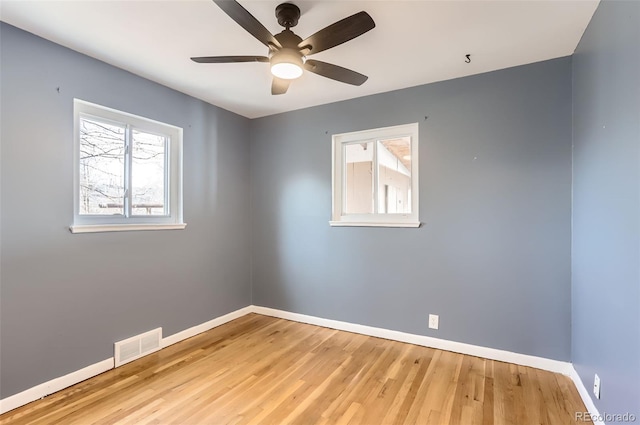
[0,314,591,425]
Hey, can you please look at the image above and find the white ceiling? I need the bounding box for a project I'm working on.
[1,0,598,119]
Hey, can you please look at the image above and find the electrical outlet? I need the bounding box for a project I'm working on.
[428,314,439,330]
[593,374,601,399]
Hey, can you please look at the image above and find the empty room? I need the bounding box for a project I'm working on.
[0,0,638,424]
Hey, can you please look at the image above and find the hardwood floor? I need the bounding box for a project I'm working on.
[0,314,590,425]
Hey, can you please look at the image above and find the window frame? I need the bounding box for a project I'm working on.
[331,123,420,227]
[71,99,185,233]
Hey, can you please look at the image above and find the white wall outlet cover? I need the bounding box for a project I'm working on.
[593,373,601,399]
[428,314,439,330]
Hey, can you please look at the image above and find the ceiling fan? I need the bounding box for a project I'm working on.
[191,1,376,95]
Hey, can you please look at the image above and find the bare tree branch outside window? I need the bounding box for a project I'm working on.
[79,117,166,216]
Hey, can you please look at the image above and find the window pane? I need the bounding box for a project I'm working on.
[131,130,166,216]
[79,117,125,215]
[344,141,374,214]
[378,137,412,214]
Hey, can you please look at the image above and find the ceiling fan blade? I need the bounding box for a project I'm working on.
[191,56,269,63]
[298,11,375,55]
[304,60,368,86]
[271,77,290,95]
[213,0,281,49]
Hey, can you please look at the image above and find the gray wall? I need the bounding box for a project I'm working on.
[572,0,640,416]
[250,57,573,361]
[0,23,252,398]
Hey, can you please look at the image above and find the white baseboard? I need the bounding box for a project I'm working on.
[0,306,253,415]
[162,306,254,348]
[0,358,114,415]
[251,305,573,376]
[569,366,604,425]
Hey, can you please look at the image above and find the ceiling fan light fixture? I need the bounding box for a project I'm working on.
[195,1,375,94]
[270,49,304,80]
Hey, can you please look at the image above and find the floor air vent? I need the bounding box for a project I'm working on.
[114,328,162,367]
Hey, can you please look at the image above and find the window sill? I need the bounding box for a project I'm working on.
[69,223,187,234]
[329,221,421,228]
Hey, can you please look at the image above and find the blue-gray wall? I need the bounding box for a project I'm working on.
[572,0,640,417]
[249,57,573,361]
[0,23,252,398]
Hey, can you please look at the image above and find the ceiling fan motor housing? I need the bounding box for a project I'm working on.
[273,29,303,49]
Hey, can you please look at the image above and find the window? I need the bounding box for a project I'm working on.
[71,99,185,233]
[331,123,419,227]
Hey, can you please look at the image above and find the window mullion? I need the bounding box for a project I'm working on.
[124,125,133,218]
[341,143,347,216]
[164,137,170,216]
[372,139,379,214]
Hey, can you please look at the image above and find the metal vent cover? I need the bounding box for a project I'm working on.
[114,328,162,367]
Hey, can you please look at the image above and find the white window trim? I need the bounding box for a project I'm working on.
[71,99,185,234]
[70,223,187,234]
[330,123,420,228]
